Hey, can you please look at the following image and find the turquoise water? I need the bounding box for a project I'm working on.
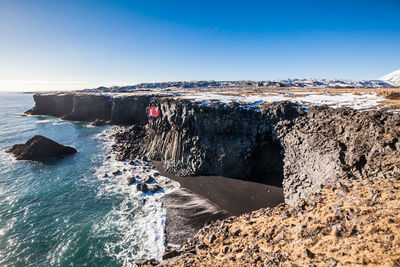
[0,92,170,266]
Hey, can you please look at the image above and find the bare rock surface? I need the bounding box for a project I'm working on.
[278,106,400,205]
[6,135,77,160]
[25,93,73,116]
[62,95,113,121]
[91,119,107,126]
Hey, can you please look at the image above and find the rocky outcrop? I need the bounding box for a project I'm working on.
[26,92,400,206]
[113,99,400,206]
[91,119,107,126]
[26,93,73,116]
[110,95,152,125]
[114,99,304,182]
[62,95,113,121]
[26,93,154,124]
[6,135,77,160]
[278,106,400,205]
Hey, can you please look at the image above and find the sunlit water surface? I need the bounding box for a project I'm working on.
[0,92,173,266]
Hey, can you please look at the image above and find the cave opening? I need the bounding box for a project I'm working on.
[246,132,285,187]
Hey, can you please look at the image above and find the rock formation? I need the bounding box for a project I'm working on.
[6,135,77,160]
[26,93,73,116]
[27,93,154,125]
[24,91,400,266]
[62,95,113,121]
[113,99,304,181]
[112,99,400,205]
[110,95,152,125]
[278,106,400,205]
[26,92,400,205]
[91,119,107,126]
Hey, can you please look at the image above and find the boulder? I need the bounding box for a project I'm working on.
[136,182,148,193]
[149,184,162,193]
[6,135,77,160]
[144,176,155,184]
[91,119,107,126]
[127,177,136,185]
[112,170,122,176]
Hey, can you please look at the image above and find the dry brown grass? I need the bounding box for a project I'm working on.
[377,90,400,108]
[380,99,400,108]
[165,178,400,266]
[284,93,323,98]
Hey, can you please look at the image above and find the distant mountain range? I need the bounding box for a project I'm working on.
[83,71,400,92]
[380,69,400,86]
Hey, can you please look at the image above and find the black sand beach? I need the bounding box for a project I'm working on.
[154,161,284,216]
[153,161,284,245]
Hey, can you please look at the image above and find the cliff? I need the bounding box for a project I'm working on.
[26,93,73,116]
[112,98,400,205]
[27,92,400,205]
[133,99,304,179]
[27,93,154,125]
[279,106,400,205]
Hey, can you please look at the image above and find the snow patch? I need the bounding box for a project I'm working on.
[179,92,386,110]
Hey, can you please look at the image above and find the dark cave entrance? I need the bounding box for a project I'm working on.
[246,132,285,187]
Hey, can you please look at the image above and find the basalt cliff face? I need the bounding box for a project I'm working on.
[27,93,153,125]
[278,106,400,205]
[112,98,400,205]
[27,93,400,205]
[132,99,304,180]
[26,93,74,116]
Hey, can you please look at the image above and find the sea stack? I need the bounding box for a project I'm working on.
[6,135,77,160]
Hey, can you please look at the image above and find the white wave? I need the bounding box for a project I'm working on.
[51,121,73,126]
[35,120,54,124]
[91,128,179,265]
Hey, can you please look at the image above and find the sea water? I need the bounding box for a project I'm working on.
[0,92,177,266]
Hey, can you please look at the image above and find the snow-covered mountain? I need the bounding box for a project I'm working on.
[380,70,400,86]
[83,78,393,92]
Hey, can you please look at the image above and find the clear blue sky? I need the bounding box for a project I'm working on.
[0,0,399,90]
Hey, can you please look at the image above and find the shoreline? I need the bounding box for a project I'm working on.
[104,128,285,249]
[161,187,231,246]
[24,91,400,265]
[153,160,284,216]
[152,160,285,248]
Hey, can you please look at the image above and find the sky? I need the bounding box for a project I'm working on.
[0,0,399,91]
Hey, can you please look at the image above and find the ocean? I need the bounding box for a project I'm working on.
[0,92,176,266]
